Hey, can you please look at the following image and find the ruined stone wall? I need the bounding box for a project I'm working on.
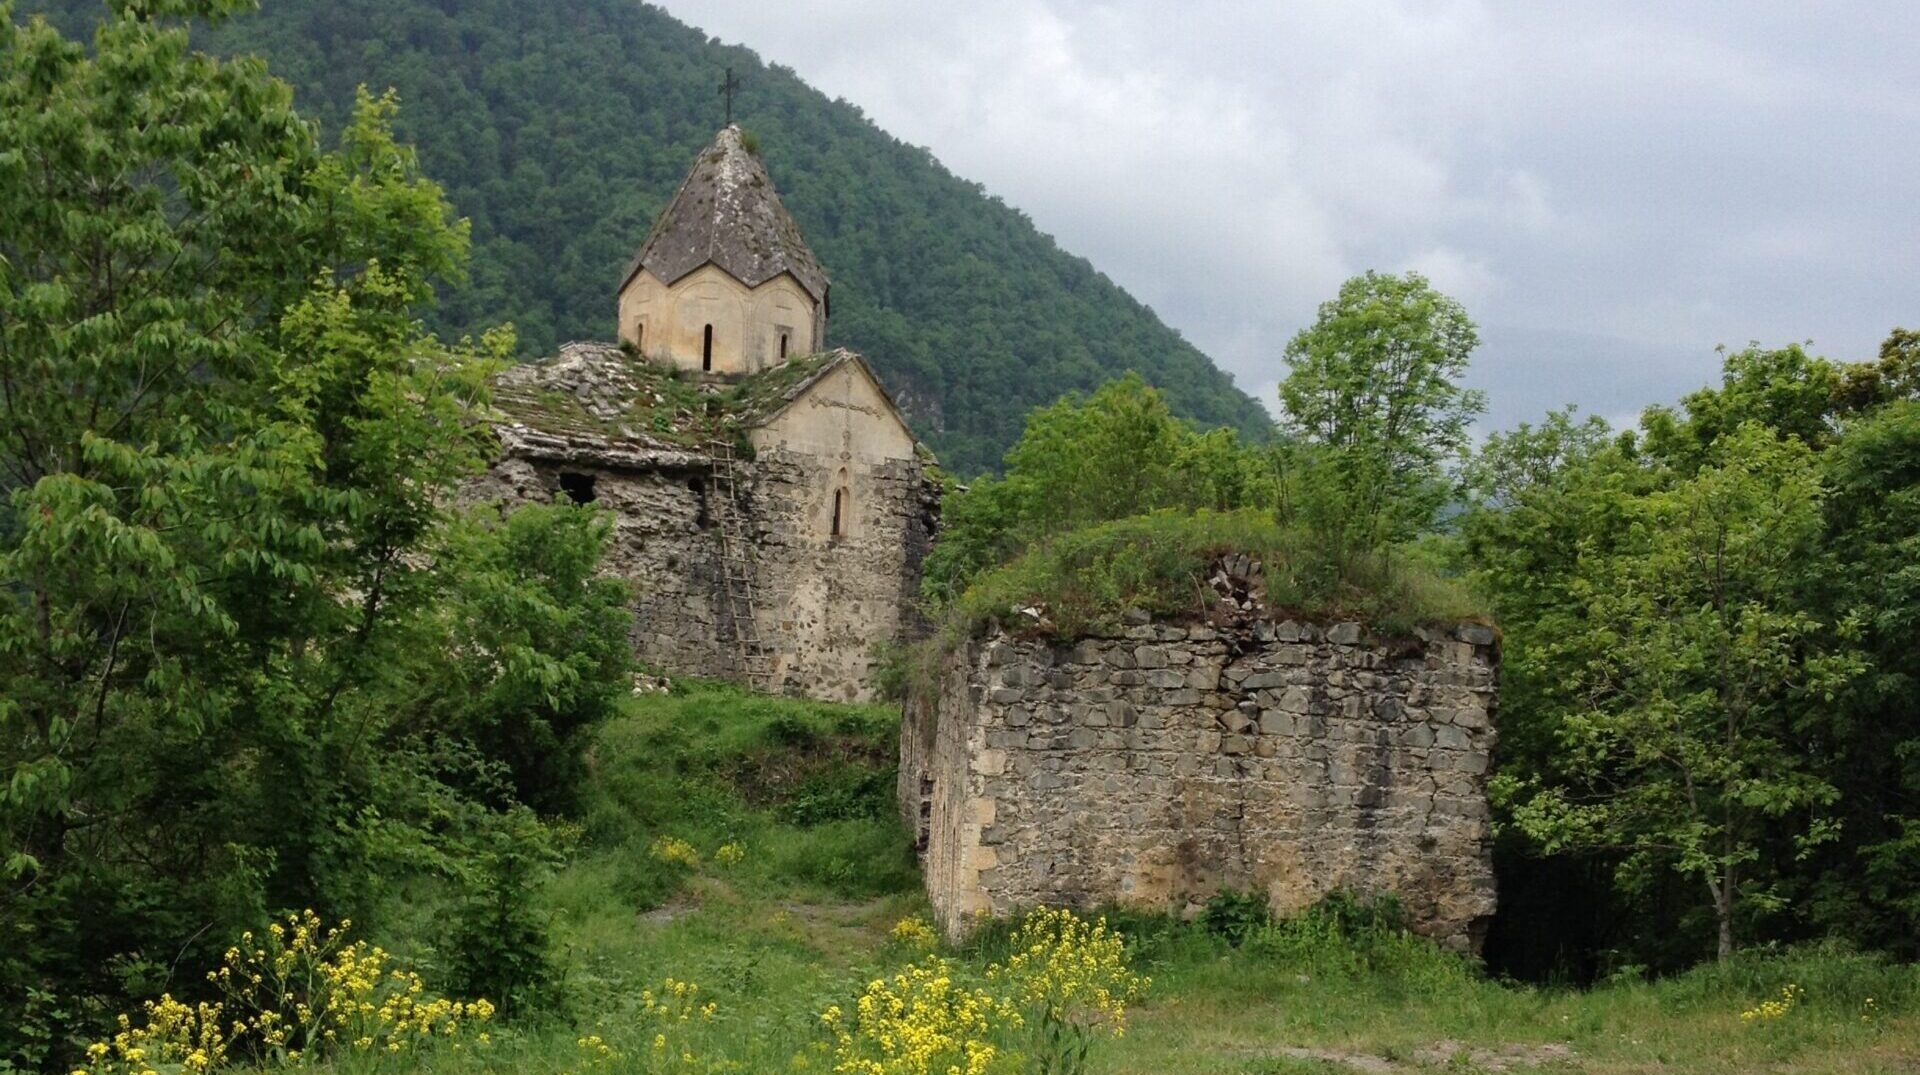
[901,620,1499,950]
[464,453,736,681]
[464,437,936,702]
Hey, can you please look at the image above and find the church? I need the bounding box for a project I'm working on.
[467,126,940,701]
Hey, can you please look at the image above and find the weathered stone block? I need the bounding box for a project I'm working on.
[1457,624,1497,646]
[1434,725,1471,751]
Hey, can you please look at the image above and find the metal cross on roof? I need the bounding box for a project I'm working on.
[719,66,742,126]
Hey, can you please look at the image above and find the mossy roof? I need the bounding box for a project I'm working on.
[489,343,920,460]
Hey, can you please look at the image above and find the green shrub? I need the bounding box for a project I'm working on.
[1202,889,1274,947]
[776,768,894,826]
[764,820,919,898]
[1248,891,1474,994]
[445,810,563,1016]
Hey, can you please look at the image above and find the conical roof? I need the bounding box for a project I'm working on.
[621,126,828,302]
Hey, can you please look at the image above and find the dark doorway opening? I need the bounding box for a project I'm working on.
[779,332,789,359]
[558,471,597,504]
[702,324,714,371]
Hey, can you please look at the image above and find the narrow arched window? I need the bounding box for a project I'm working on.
[779,331,789,359]
[830,467,850,540]
[634,321,644,353]
[702,323,714,371]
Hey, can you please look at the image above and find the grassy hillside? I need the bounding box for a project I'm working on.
[277,684,1920,1073]
[26,0,1275,475]
[58,679,1920,1072]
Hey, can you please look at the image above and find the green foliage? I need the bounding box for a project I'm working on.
[1279,271,1486,554]
[1248,892,1471,989]
[446,810,564,1018]
[1811,396,1920,950]
[0,3,630,1063]
[776,768,895,826]
[1499,424,1854,961]
[1467,332,1920,973]
[417,502,634,814]
[922,374,1282,604]
[1200,889,1273,948]
[952,509,1483,639]
[579,680,916,905]
[24,0,1275,477]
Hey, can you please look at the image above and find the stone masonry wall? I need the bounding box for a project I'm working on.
[464,454,735,682]
[901,619,1499,950]
[751,448,938,701]
[464,444,936,701]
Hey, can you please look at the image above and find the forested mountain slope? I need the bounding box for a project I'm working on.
[30,0,1274,474]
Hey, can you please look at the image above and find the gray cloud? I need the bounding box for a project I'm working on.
[670,0,1920,432]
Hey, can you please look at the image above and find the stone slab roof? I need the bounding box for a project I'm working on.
[621,126,828,302]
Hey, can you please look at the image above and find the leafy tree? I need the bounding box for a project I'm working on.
[0,1,627,1060]
[1498,425,1859,962]
[1463,337,1920,974]
[1810,395,1920,950]
[1645,343,1846,464]
[417,501,633,815]
[1833,328,1920,413]
[1464,405,1615,508]
[1279,271,1485,554]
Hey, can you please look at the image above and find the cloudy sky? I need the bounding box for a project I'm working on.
[673,1,1919,431]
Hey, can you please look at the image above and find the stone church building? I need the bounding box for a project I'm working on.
[468,125,1499,945]
[467,126,939,701]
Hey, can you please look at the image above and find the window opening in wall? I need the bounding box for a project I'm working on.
[687,476,710,529]
[558,471,596,505]
[779,331,789,359]
[634,321,644,354]
[830,487,846,539]
[702,323,714,371]
[916,770,933,852]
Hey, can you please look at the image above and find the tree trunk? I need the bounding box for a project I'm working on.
[1713,872,1735,963]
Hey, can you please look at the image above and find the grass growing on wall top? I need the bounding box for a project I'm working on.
[951,508,1486,640]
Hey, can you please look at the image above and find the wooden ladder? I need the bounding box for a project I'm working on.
[706,435,772,691]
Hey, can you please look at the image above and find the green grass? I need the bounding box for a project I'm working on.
[952,509,1488,640]
[334,682,1916,1074]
